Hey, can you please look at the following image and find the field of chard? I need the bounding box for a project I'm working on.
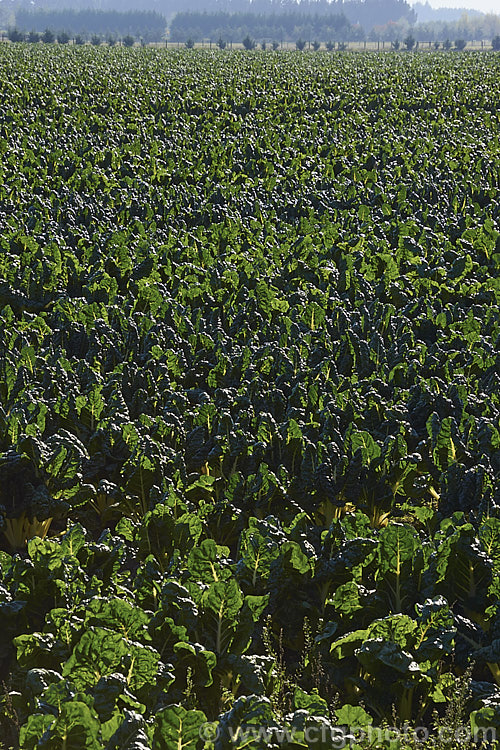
[0,44,500,749]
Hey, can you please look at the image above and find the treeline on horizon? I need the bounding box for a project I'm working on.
[170,10,358,42]
[169,8,500,43]
[11,0,416,32]
[7,1,500,43]
[10,0,415,41]
[14,9,167,41]
[404,14,500,42]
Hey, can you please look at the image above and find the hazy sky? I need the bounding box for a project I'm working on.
[412,0,500,12]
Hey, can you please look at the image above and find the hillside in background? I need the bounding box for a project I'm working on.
[412,1,483,22]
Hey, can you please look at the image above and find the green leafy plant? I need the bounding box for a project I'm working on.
[0,45,499,749]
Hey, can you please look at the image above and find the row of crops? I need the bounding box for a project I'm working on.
[0,46,499,748]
